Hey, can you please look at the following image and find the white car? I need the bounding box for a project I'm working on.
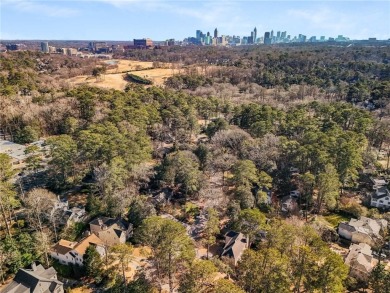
[290,190,300,198]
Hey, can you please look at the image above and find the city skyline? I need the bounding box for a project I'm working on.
[1,1,389,41]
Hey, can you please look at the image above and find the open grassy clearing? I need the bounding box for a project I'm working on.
[67,59,179,90]
[322,213,350,228]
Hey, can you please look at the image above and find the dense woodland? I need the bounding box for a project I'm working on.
[0,45,390,292]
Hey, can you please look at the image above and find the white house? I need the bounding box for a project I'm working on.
[370,177,390,209]
[50,234,105,266]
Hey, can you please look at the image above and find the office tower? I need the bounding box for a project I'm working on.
[277,31,281,39]
[214,28,218,38]
[320,36,325,41]
[196,30,202,40]
[270,30,274,38]
[281,31,287,39]
[253,27,257,43]
[264,32,271,45]
[41,42,49,53]
[207,31,210,37]
[134,38,153,47]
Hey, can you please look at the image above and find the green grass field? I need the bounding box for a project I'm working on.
[323,213,350,228]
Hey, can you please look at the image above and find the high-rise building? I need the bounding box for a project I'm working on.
[253,27,257,43]
[196,30,202,40]
[264,32,271,45]
[281,31,287,39]
[41,42,49,53]
[270,30,274,38]
[214,28,218,38]
[277,31,281,39]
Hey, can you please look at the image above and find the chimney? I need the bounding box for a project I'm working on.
[98,218,103,226]
[31,263,37,271]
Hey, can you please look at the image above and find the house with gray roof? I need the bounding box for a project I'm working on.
[370,177,390,209]
[1,263,63,293]
[345,243,377,280]
[89,217,132,246]
[221,231,248,265]
[338,217,388,246]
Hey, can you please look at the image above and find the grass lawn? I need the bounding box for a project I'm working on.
[323,213,350,228]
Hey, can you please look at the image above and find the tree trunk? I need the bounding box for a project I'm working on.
[168,252,173,293]
[0,200,11,238]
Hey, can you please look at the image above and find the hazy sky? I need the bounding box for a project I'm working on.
[1,0,389,40]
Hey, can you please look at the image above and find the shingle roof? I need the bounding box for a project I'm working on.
[90,217,129,230]
[221,231,248,264]
[1,264,63,293]
[345,243,374,274]
[73,233,104,255]
[51,239,76,255]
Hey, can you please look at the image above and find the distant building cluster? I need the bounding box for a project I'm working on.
[185,27,353,46]
[37,41,113,58]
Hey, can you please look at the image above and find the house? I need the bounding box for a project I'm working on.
[1,263,63,293]
[50,233,106,266]
[63,206,86,226]
[50,197,69,217]
[371,177,388,189]
[258,187,273,205]
[281,196,299,213]
[50,197,86,226]
[344,243,377,280]
[221,231,248,265]
[371,187,390,209]
[338,217,388,246]
[89,217,133,246]
[370,177,390,209]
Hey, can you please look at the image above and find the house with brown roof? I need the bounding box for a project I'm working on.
[89,217,132,246]
[1,263,63,293]
[221,231,248,265]
[345,243,377,280]
[50,234,105,266]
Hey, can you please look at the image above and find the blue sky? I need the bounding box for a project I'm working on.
[1,0,389,40]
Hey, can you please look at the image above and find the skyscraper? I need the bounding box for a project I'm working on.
[253,27,257,43]
[270,30,274,38]
[264,32,271,45]
[214,28,218,38]
[196,30,202,41]
[41,42,49,53]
